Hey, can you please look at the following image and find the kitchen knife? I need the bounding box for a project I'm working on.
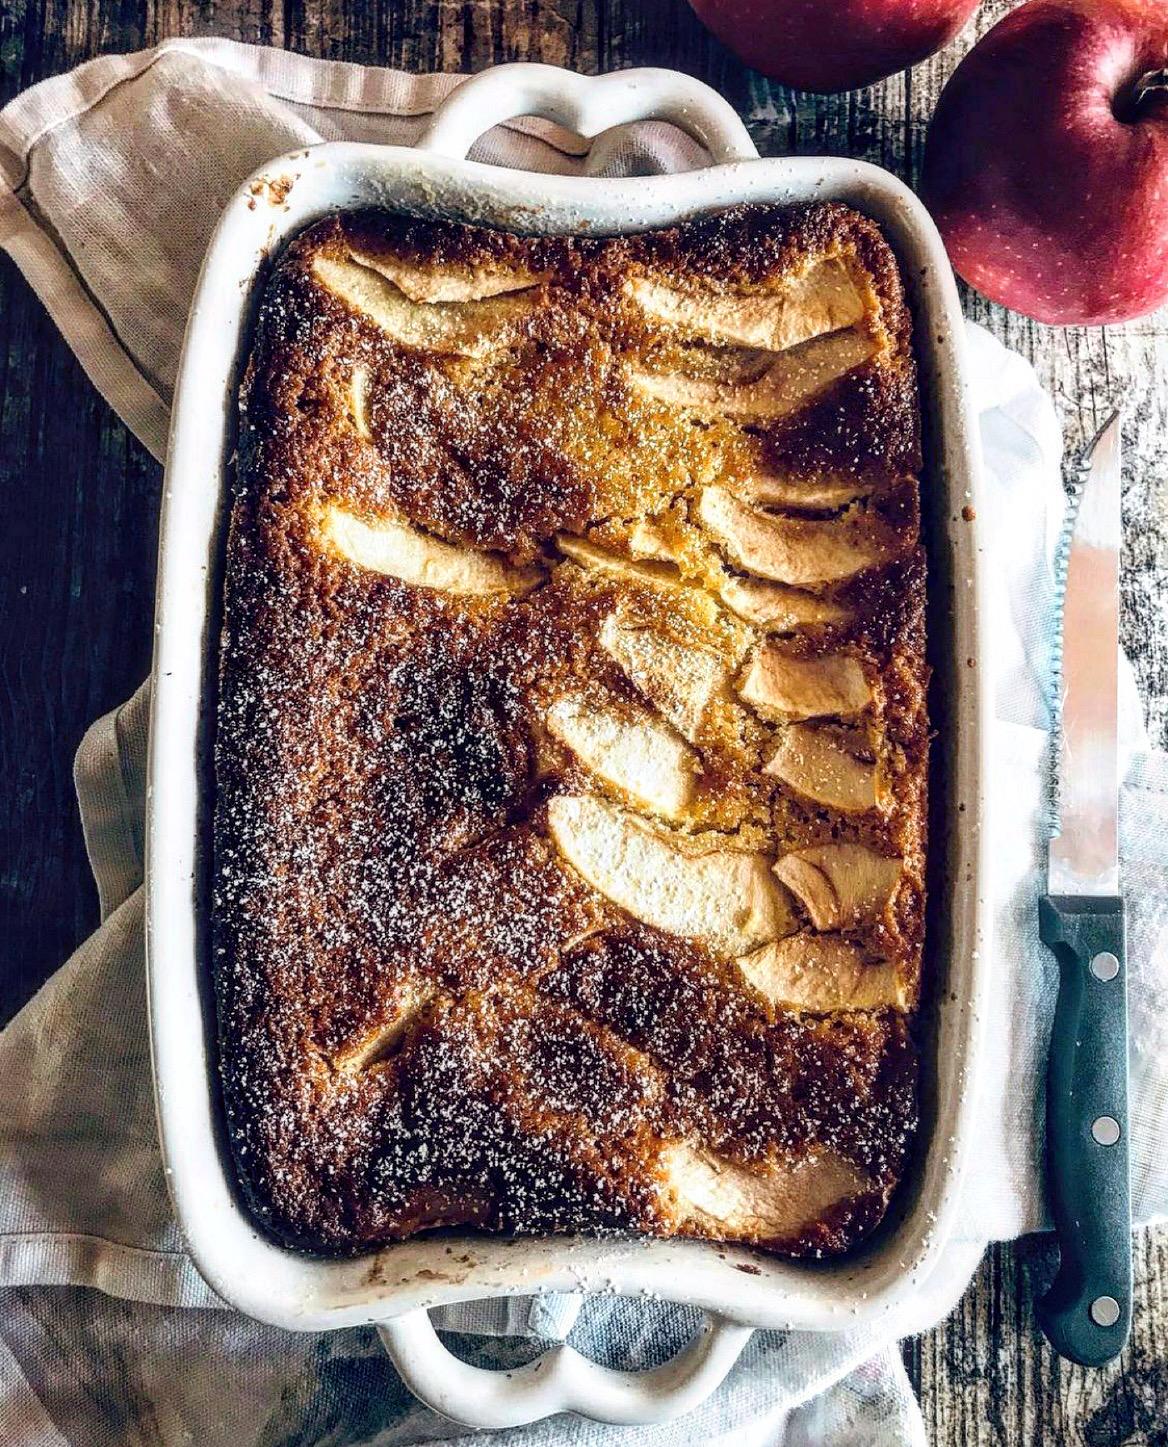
[1037,411,1131,1367]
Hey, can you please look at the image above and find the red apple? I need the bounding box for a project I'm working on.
[922,0,1168,325]
[686,0,981,93]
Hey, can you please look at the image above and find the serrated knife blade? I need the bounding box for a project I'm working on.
[1047,413,1121,897]
[1036,410,1130,1368]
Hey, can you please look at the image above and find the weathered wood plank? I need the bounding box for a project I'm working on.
[908,1231,1168,1444]
[2,0,1166,1438]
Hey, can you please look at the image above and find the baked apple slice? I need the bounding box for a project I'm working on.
[599,614,732,744]
[738,644,871,722]
[346,365,373,439]
[764,723,878,812]
[547,794,794,956]
[556,534,680,590]
[348,250,549,303]
[773,843,903,930]
[737,933,907,1010]
[733,468,879,510]
[699,485,905,587]
[312,253,539,355]
[322,505,539,596]
[333,980,439,1072]
[545,692,697,822]
[717,574,851,632]
[659,1141,869,1242]
[627,327,874,421]
[626,255,864,352]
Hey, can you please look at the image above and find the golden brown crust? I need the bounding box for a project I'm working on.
[215,202,928,1257]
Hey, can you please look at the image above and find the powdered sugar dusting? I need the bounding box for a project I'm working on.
[213,202,929,1261]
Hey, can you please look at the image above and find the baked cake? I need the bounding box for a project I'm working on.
[214,201,928,1258]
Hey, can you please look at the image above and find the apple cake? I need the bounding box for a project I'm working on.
[214,200,928,1258]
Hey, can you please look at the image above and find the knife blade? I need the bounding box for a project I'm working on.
[1048,412,1121,898]
[1037,411,1131,1367]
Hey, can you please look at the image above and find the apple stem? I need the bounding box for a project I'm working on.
[1129,68,1168,120]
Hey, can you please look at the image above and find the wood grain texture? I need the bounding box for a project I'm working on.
[1,0,1166,1439]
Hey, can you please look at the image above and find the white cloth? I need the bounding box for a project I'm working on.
[2,39,1167,1447]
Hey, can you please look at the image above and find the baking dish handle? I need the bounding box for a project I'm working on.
[377,1306,753,1427]
[418,63,759,166]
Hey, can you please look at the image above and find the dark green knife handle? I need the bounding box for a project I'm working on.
[1037,895,1130,1366]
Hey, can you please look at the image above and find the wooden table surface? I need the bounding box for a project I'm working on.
[2,0,1166,1440]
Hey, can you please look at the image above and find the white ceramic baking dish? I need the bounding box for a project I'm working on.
[146,63,991,1429]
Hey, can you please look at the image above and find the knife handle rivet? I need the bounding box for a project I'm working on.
[1090,1296,1121,1328]
[1090,952,1120,981]
[1091,1116,1121,1146]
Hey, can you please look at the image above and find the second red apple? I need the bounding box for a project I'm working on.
[922,0,1168,325]
[685,0,980,93]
